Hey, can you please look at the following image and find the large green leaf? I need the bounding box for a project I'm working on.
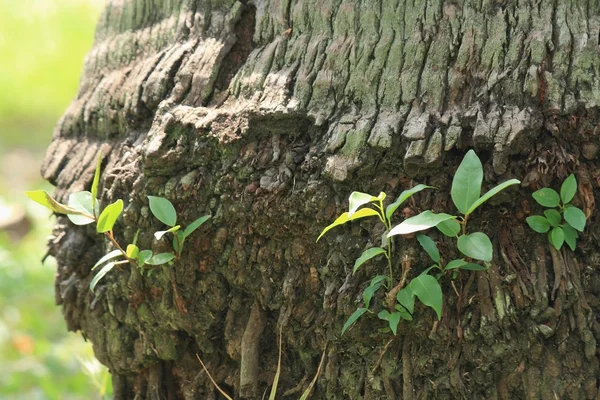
[560,174,577,204]
[526,215,551,233]
[25,190,84,215]
[377,310,401,335]
[348,191,384,216]
[353,247,386,274]
[561,224,578,251]
[457,232,493,262]
[409,274,443,320]
[90,261,116,292]
[388,211,456,236]
[96,199,123,233]
[92,249,123,270]
[466,179,520,215]
[385,184,433,221]
[148,196,177,227]
[342,308,368,335]
[549,227,564,250]
[436,219,461,237]
[316,208,380,242]
[563,206,586,232]
[183,215,211,238]
[416,234,440,263]
[532,188,560,208]
[146,252,176,266]
[91,153,102,215]
[451,150,483,214]
[67,191,97,225]
[396,287,415,314]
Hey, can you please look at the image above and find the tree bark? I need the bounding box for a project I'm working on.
[42,0,600,398]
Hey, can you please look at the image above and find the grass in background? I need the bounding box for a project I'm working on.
[0,0,112,398]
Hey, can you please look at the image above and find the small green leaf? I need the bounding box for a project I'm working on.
[409,274,443,320]
[377,310,401,335]
[544,209,561,227]
[90,261,116,292]
[549,227,564,250]
[363,281,383,309]
[348,191,383,216]
[154,225,181,240]
[466,179,520,215]
[388,211,456,236]
[96,199,124,233]
[526,216,551,233]
[25,190,84,215]
[562,224,578,251]
[92,250,123,270]
[317,208,380,242]
[416,234,440,263]
[451,150,483,214]
[353,247,386,274]
[385,184,433,221]
[532,188,560,208]
[137,250,153,267]
[563,206,586,232]
[436,219,461,237]
[396,287,415,314]
[560,174,577,204]
[342,308,368,335]
[445,259,486,271]
[67,191,97,226]
[91,153,102,215]
[126,244,139,259]
[132,229,140,246]
[370,275,389,287]
[146,252,176,266]
[457,232,493,262]
[394,304,413,321]
[148,196,177,227]
[183,215,211,238]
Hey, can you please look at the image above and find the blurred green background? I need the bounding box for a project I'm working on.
[0,0,112,398]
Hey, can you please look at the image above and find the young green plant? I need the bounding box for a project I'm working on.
[526,174,585,250]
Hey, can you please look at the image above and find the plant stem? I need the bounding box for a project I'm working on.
[106,231,129,260]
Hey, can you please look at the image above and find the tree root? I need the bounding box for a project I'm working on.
[239,300,266,398]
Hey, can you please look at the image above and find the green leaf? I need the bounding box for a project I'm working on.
[146,252,176,266]
[126,244,139,259]
[394,304,413,321]
[91,153,102,215]
[183,215,211,238]
[409,274,443,320]
[466,179,520,215]
[342,308,368,335]
[92,250,123,270]
[90,261,116,292]
[451,150,483,214]
[96,199,124,233]
[67,191,97,225]
[25,190,85,215]
[544,209,561,227]
[377,310,401,335]
[436,219,461,237]
[363,282,383,309]
[388,211,456,236]
[396,287,415,314]
[148,196,177,227]
[560,174,577,204]
[370,275,389,287]
[563,206,586,232]
[316,208,380,242]
[457,232,493,262]
[137,250,153,267]
[154,225,181,240]
[526,216,551,233]
[444,259,486,271]
[348,191,384,216]
[549,227,564,250]
[416,234,440,263]
[385,184,433,221]
[562,224,578,251]
[353,247,386,274]
[532,188,560,208]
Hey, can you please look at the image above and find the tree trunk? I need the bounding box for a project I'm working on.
[41,0,600,398]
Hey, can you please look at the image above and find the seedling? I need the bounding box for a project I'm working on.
[526,174,585,250]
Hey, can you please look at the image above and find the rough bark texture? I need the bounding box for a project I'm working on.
[42,0,600,399]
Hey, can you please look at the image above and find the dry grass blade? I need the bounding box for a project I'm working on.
[299,343,328,400]
[196,353,233,400]
[269,324,283,400]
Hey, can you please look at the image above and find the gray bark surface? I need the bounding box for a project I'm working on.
[42,0,600,398]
